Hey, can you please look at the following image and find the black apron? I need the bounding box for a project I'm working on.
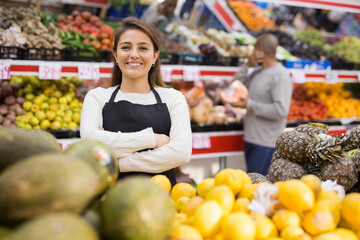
[102,86,176,187]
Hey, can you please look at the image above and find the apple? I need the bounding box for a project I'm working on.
[46,111,56,121]
[40,119,50,129]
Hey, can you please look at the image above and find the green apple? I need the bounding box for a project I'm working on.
[33,96,43,106]
[40,102,49,111]
[59,103,69,111]
[58,97,68,105]
[61,122,69,129]
[49,97,58,105]
[72,112,81,124]
[68,122,77,130]
[49,103,59,112]
[40,119,50,129]
[56,109,65,118]
[30,104,40,114]
[35,110,46,121]
[22,101,32,111]
[25,93,35,101]
[50,121,61,130]
[46,111,56,121]
[17,122,27,129]
[29,116,40,126]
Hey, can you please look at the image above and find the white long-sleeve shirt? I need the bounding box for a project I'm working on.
[80,86,192,173]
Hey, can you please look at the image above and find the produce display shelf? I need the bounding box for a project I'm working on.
[2,60,360,83]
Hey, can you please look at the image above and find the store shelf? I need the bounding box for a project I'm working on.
[2,60,360,83]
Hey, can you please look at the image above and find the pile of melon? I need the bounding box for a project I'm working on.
[0,127,176,240]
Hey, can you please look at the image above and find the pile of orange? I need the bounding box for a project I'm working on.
[228,0,275,31]
[306,82,360,118]
[150,168,360,240]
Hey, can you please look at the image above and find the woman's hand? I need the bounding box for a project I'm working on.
[98,126,104,130]
[154,133,170,147]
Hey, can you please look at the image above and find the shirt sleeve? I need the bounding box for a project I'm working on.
[80,88,156,158]
[247,72,293,121]
[119,90,192,173]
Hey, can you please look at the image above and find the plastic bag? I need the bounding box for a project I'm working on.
[219,80,248,104]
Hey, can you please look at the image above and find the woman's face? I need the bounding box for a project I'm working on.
[114,29,158,82]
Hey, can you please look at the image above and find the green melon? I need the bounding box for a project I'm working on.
[0,128,62,172]
[100,177,176,240]
[10,212,99,240]
[65,139,118,195]
[0,226,11,240]
[0,153,100,225]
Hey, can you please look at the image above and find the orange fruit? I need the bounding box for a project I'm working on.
[251,213,278,239]
[170,224,203,240]
[221,212,256,240]
[272,209,301,231]
[214,168,243,195]
[171,182,196,202]
[180,196,204,217]
[192,200,224,238]
[205,185,235,215]
[151,174,171,193]
[197,178,215,198]
[303,199,340,235]
[232,197,250,213]
[301,174,322,194]
[280,226,304,239]
[342,193,360,226]
[333,228,358,240]
[277,180,315,212]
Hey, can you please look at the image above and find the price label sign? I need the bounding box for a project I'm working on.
[39,62,62,80]
[183,66,201,82]
[291,70,306,83]
[161,66,173,83]
[192,134,211,149]
[78,63,100,80]
[0,62,11,79]
[325,71,338,84]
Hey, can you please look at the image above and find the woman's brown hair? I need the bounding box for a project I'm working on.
[111,17,166,87]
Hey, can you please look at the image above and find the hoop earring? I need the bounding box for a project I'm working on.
[152,64,155,68]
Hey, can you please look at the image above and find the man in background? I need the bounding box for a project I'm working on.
[141,0,180,28]
[231,33,293,176]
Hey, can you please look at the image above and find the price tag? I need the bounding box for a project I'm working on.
[291,70,306,83]
[192,134,211,149]
[183,66,201,82]
[161,66,173,83]
[39,62,62,80]
[325,71,338,84]
[78,63,100,80]
[0,62,11,79]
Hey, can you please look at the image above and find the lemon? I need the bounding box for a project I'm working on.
[180,196,204,217]
[316,189,341,204]
[271,209,301,231]
[237,183,258,199]
[333,228,359,240]
[176,196,190,212]
[170,224,203,240]
[280,226,304,239]
[312,232,342,240]
[205,185,235,215]
[196,178,215,198]
[235,169,252,185]
[232,197,250,213]
[342,193,360,226]
[301,174,322,194]
[151,174,171,193]
[171,182,196,202]
[303,199,341,235]
[221,212,256,240]
[278,180,315,212]
[214,168,243,195]
[192,200,224,238]
[251,213,278,239]
[289,233,312,240]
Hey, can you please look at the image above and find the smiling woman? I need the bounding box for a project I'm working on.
[80,17,192,187]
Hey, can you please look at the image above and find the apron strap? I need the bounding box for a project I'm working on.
[109,86,162,104]
[151,87,162,104]
[109,85,120,103]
